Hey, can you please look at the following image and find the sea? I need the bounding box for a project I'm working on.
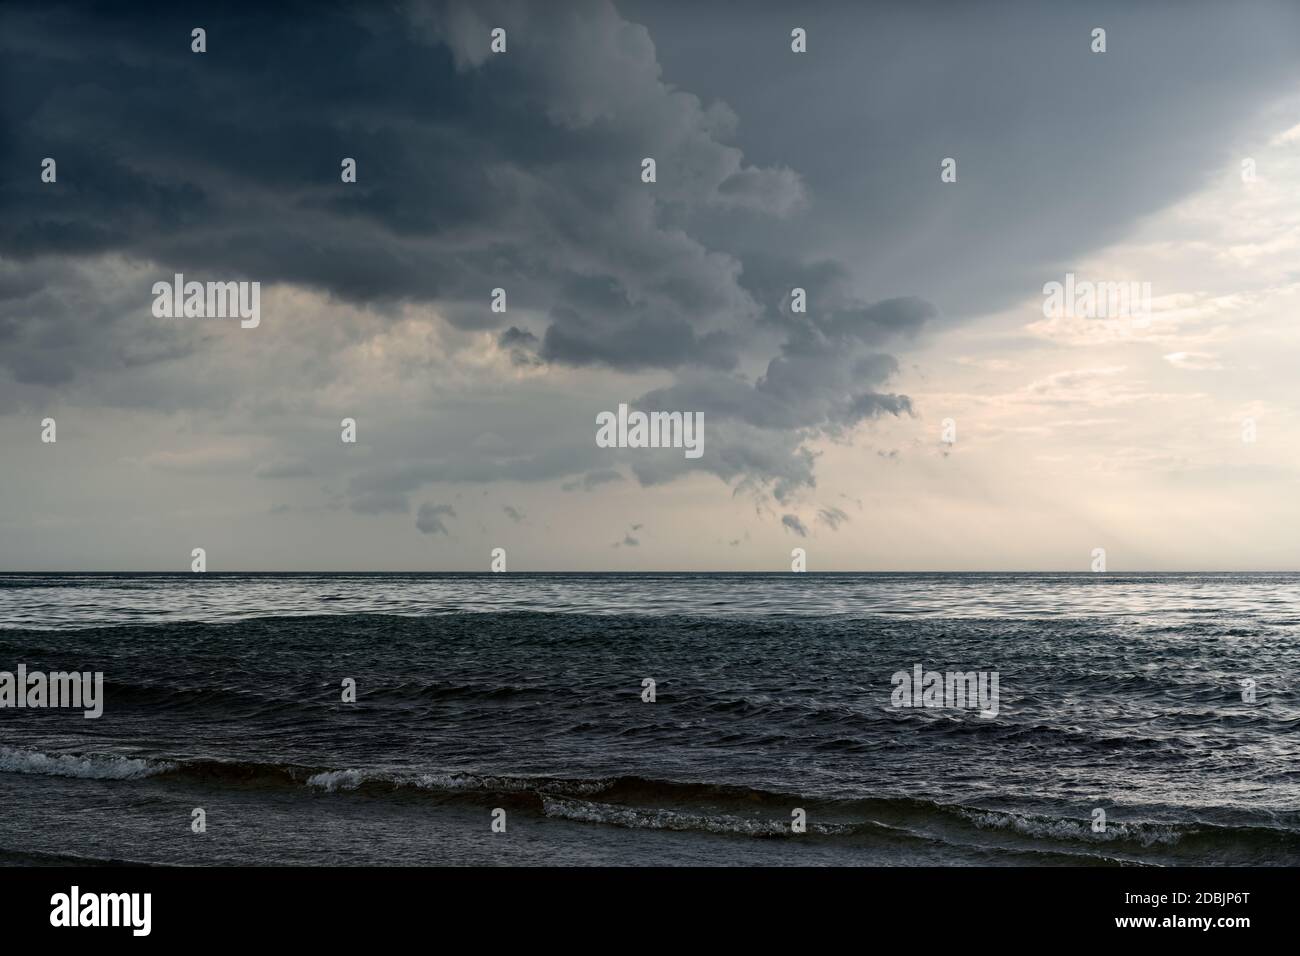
[0,572,1296,866]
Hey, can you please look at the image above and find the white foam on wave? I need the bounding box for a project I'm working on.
[960,808,1183,846]
[413,772,612,796]
[541,794,855,837]
[306,768,613,796]
[0,745,173,781]
[305,769,367,792]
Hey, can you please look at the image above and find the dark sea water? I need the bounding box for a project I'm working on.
[0,572,1297,866]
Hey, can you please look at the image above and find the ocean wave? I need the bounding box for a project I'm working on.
[956,806,1300,861]
[306,768,614,797]
[539,794,861,837]
[0,844,160,867]
[6,746,1297,860]
[0,745,173,781]
[959,808,1183,847]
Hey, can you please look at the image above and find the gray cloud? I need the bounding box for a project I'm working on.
[561,469,625,492]
[5,0,1298,562]
[818,506,850,531]
[498,326,543,367]
[416,502,457,535]
[0,0,865,516]
[1,0,800,384]
[626,0,1300,320]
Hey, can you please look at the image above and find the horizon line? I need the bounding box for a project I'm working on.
[2,569,1297,576]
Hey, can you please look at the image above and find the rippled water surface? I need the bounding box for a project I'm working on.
[0,573,1296,866]
[5,571,1300,629]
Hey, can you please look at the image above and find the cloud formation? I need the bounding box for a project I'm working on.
[416,502,457,535]
[6,1,1299,569]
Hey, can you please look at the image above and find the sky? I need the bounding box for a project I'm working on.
[3,0,1300,571]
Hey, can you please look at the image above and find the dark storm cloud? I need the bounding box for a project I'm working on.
[6,0,1298,523]
[498,326,542,366]
[781,514,808,537]
[498,327,539,350]
[539,306,739,370]
[622,0,1300,320]
[629,290,932,493]
[0,258,197,396]
[0,0,800,382]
